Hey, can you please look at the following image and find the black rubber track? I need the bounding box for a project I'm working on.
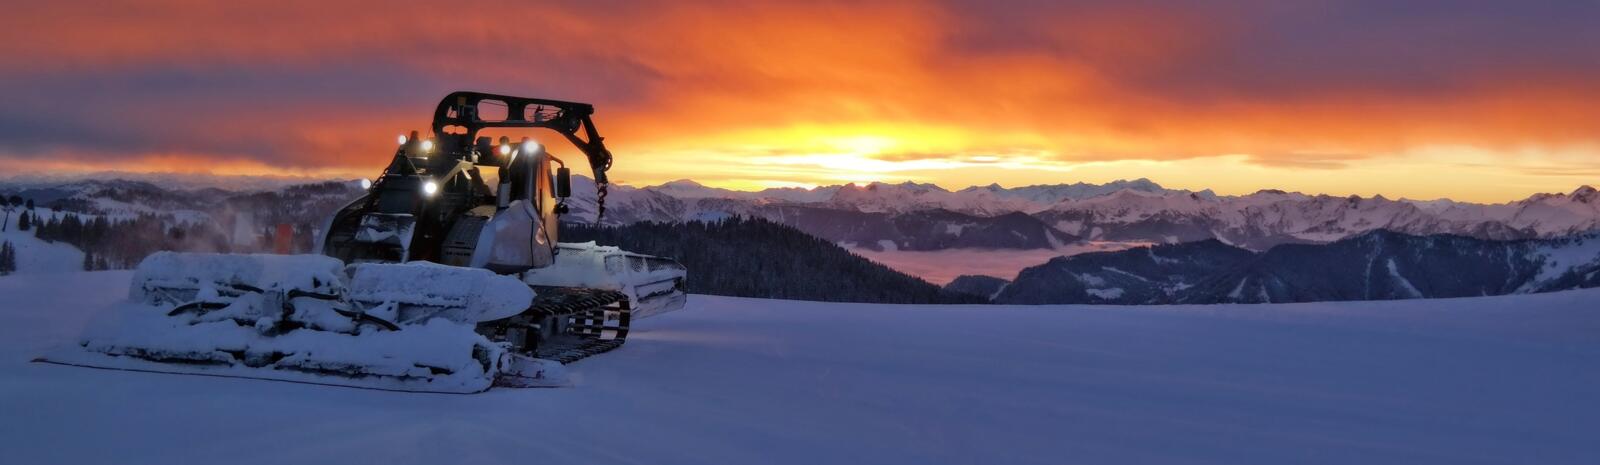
[523,287,631,364]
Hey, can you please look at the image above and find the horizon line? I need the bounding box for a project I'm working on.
[2,170,1593,205]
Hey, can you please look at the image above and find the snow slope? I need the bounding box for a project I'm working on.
[0,208,85,273]
[3,272,1599,464]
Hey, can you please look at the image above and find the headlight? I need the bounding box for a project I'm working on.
[522,140,541,154]
[397,134,407,145]
[423,181,439,196]
[360,178,373,189]
[421,139,434,152]
[499,144,511,156]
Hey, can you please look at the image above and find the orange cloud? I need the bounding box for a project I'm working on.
[1,1,1596,201]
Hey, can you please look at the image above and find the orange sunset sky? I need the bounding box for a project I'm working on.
[1,1,1597,202]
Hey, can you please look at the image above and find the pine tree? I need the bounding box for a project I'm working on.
[24,199,33,210]
[35,215,57,242]
[0,241,15,275]
[81,250,94,271]
[17,211,28,231]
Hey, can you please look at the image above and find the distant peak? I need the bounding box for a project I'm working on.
[1108,178,1161,189]
[1573,185,1597,196]
[897,180,943,189]
[858,180,946,193]
[659,179,705,188]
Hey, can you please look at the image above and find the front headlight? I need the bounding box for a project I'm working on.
[423,181,439,196]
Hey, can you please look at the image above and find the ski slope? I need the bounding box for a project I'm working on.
[2,271,1598,465]
[0,208,85,273]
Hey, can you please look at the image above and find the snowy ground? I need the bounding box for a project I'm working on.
[849,242,1144,284]
[2,271,1599,465]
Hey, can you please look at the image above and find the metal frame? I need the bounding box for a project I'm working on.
[431,91,614,187]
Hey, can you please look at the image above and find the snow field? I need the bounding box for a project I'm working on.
[2,271,1599,464]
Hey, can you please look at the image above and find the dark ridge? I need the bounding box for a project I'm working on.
[562,217,983,304]
[942,275,1011,301]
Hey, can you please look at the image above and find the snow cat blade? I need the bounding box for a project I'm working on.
[32,252,570,393]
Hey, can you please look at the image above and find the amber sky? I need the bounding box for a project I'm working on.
[1,1,1597,202]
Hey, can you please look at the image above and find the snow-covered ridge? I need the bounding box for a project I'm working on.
[0,171,348,193]
[996,229,1600,305]
[579,176,1600,250]
[0,178,366,227]
[7,174,1598,253]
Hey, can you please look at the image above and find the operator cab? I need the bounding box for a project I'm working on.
[323,93,601,272]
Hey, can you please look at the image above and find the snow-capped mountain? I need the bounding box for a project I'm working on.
[822,182,1036,215]
[757,207,1077,251]
[567,176,1196,222]
[0,179,367,266]
[579,176,1600,251]
[643,179,840,203]
[956,178,1201,205]
[0,179,215,214]
[807,178,1193,215]
[0,178,365,225]
[11,174,1599,254]
[994,230,1600,305]
[1035,186,1600,250]
[0,171,342,193]
[563,177,1078,250]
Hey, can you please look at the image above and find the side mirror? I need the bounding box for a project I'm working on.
[555,167,572,198]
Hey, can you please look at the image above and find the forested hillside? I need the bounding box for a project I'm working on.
[563,217,981,304]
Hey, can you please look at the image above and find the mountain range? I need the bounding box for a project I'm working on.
[9,175,1597,256]
[5,175,1599,306]
[0,178,364,237]
[984,229,1600,305]
[569,177,1600,251]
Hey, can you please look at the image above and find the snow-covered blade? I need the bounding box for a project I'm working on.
[526,242,687,319]
[35,252,556,393]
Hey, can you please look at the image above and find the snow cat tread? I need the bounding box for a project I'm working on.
[498,286,632,365]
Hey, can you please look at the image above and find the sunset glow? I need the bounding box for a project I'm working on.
[1,1,1597,202]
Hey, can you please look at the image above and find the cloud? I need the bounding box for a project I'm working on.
[0,0,1596,198]
[1244,152,1371,170]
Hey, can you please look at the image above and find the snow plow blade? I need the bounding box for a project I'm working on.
[34,252,566,393]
